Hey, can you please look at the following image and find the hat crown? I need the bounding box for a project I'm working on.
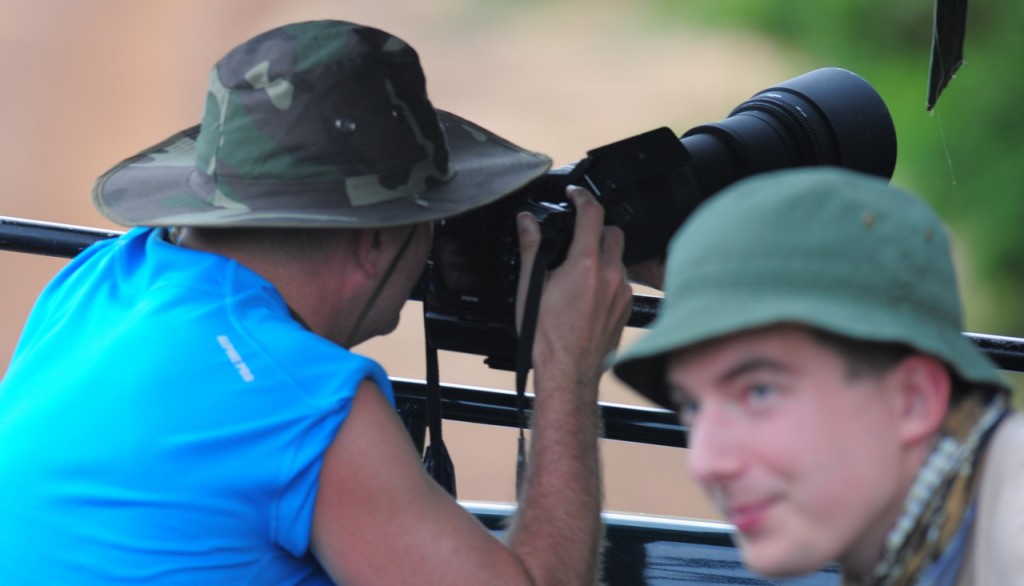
[193,20,451,204]
[92,19,551,229]
[612,167,1007,408]
[665,167,963,330]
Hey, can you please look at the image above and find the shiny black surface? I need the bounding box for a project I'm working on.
[967,331,1024,371]
[392,378,688,448]
[0,216,120,258]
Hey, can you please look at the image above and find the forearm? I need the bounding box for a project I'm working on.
[503,188,630,585]
[505,364,604,586]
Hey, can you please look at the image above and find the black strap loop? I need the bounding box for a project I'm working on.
[422,319,457,497]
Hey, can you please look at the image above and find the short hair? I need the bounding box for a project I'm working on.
[806,328,915,379]
[185,226,350,261]
[806,327,977,401]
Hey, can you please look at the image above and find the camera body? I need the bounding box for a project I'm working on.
[422,67,898,369]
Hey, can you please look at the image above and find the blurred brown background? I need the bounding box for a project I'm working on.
[0,0,798,520]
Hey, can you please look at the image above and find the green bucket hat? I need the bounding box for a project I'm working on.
[92,20,551,228]
[613,166,1007,409]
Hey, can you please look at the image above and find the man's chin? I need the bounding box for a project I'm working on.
[736,537,821,580]
[368,318,401,342]
[345,317,400,349]
[383,316,401,336]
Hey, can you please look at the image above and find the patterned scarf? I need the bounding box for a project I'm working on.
[843,389,1009,586]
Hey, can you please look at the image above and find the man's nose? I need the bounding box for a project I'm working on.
[685,403,745,486]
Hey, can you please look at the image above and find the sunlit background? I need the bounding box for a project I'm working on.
[2,0,1021,520]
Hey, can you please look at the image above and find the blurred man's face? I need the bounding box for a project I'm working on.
[666,325,909,578]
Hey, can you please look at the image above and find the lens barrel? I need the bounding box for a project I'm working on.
[681,67,897,197]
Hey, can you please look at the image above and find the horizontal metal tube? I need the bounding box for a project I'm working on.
[4,215,1021,368]
[2,215,1021,452]
[392,378,688,448]
[4,215,1019,448]
[0,216,121,258]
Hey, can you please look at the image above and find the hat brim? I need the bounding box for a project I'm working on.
[92,110,551,229]
[613,289,1009,411]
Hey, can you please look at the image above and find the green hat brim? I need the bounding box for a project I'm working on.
[93,111,551,229]
[614,281,1008,411]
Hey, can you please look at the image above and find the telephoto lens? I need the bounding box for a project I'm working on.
[679,67,897,199]
[423,67,898,369]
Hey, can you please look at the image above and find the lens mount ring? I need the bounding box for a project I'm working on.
[735,95,826,165]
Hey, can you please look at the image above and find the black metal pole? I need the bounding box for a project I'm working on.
[4,216,1024,373]
[0,216,121,258]
[391,378,688,448]
[8,215,1024,374]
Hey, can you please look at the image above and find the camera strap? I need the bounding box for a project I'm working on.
[512,225,559,498]
[422,331,458,498]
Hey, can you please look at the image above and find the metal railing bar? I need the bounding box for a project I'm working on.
[391,378,687,448]
[5,216,1022,371]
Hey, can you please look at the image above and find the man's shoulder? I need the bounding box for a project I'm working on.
[965,411,1024,586]
[987,410,1024,466]
[975,410,1024,499]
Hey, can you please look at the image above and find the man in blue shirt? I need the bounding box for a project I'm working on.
[0,20,633,585]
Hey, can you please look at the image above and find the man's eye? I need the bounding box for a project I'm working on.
[678,400,699,427]
[745,384,777,405]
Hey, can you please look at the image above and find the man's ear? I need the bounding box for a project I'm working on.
[351,229,384,278]
[891,354,952,446]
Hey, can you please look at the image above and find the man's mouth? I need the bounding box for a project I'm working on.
[727,499,776,533]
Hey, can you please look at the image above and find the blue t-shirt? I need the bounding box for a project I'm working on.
[0,227,394,584]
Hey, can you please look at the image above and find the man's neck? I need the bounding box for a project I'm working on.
[839,440,934,579]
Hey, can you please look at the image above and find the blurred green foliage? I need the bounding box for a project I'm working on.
[476,0,1024,400]
[648,1,1024,341]
[644,1,1024,402]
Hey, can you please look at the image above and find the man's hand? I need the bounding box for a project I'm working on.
[506,185,633,584]
[515,186,633,391]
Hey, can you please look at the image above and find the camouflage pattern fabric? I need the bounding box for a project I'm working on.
[93,20,551,228]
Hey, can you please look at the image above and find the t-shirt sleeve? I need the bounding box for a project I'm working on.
[272,351,394,557]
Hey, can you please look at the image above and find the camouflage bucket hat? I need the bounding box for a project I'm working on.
[92,20,551,228]
[613,167,1008,409]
